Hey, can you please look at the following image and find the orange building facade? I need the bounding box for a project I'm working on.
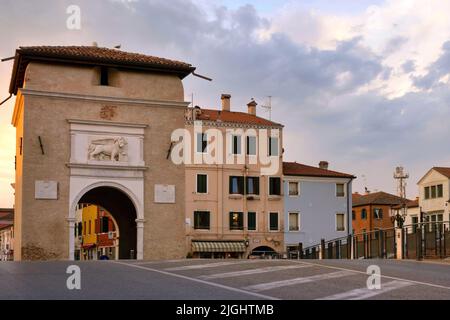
[352,191,408,236]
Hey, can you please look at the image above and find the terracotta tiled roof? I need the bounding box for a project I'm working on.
[194,108,282,127]
[352,193,363,201]
[0,209,14,220]
[9,45,195,94]
[392,198,419,210]
[352,191,410,207]
[0,224,13,230]
[283,161,355,179]
[433,167,450,178]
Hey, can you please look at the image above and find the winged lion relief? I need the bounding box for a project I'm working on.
[88,137,128,162]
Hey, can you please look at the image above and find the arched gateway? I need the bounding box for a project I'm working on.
[9,46,194,261]
[70,183,141,260]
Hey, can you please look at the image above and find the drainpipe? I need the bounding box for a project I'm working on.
[347,178,352,237]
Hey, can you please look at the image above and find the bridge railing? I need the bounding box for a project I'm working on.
[295,221,450,260]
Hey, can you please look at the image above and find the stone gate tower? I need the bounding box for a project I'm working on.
[8,46,194,260]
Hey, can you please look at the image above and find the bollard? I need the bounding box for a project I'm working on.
[320,239,325,260]
[298,243,303,259]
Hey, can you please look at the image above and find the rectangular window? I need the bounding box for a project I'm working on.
[431,185,437,198]
[83,221,86,236]
[247,212,256,231]
[336,183,345,197]
[194,211,210,230]
[288,181,299,196]
[196,174,207,193]
[246,177,260,195]
[229,176,244,194]
[289,212,299,231]
[232,135,241,155]
[100,66,109,86]
[374,208,383,219]
[352,211,355,220]
[229,212,244,230]
[269,177,281,195]
[269,212,279,231]
[246,136,256,155]
[196,133,208,153]
[88,220,91,234]
[101,217,109,233]
[336,213,345,231]
[424,186,430,199]
[268,137,279,156]
[437,184,443,198]
[361,209,367,219]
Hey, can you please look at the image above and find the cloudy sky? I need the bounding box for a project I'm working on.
[1,0,450,207]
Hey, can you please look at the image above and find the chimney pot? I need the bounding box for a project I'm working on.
[247,99,257,116]
[221,94,231,111]
[318,161,329,170]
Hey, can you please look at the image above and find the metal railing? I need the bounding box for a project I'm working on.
[293,221,450,261]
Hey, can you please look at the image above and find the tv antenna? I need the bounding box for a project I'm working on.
[394,166,409,199]
[261,96,272,120]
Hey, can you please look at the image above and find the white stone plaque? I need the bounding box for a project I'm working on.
[35,180,58,200]
[154,184,175,203]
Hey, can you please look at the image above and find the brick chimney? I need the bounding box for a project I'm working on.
[247,99,257,116]
[318,161,329,170]
[221,94,231,111]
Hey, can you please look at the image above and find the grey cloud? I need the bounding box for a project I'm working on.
[383,36,408,55]
[0,0,449,198]
[413,41,450,89]
[401,60,416,73]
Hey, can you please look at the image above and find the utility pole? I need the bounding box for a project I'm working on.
[393,166,409,227]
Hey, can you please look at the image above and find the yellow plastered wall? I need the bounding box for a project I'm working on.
[82,205,98,245]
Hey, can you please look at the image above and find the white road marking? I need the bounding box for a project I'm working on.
[290,260,450,291]
[165,261,251,271]
[114,261,279,300]
[132,259,187,265]
[318,280,413,300]
[198,264,312,280]
[244,270,355,292]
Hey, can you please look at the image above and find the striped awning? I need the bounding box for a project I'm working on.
[192,241,246,253]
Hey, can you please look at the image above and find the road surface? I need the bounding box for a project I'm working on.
[0,258,449,299]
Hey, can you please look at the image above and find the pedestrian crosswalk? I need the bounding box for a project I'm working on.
[198,264,312,280]
[127,259,428,300]
[318,280,413,300]
[165,261,243,271]
[243,270,355,292]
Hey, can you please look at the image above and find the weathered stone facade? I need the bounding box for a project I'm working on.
[11,48,193,261]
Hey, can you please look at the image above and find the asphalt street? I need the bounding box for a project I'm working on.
[0,258,449,299]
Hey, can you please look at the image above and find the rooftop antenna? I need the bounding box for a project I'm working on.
[261,96,272,120]
[394,166,409,199]
[361,174,368,193]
